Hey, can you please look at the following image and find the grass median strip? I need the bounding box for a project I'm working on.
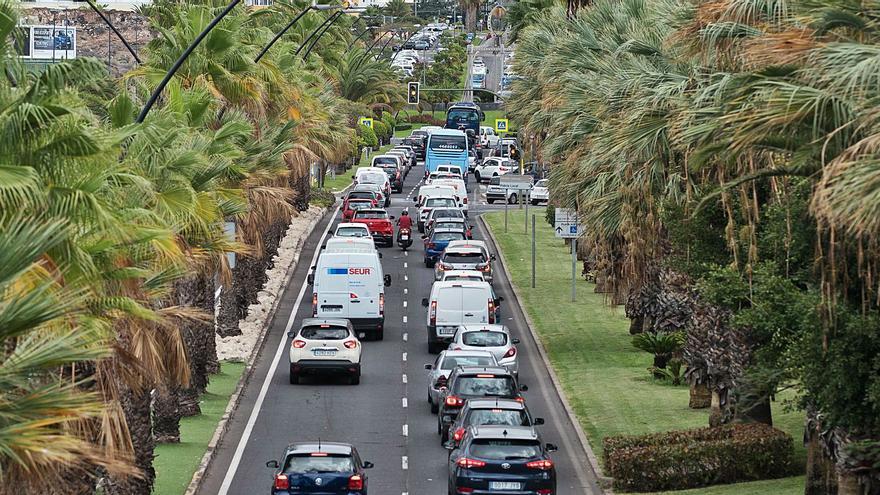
[483,209,804,495]
[153,361,246,495]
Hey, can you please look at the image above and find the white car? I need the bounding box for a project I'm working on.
[334,223,371,239]
[530,179,549,205]
[440,270,486,282]
[288,318,362,385]
[424,350,498,413]
[480,126,500,149]
[449,324,520,376]
[475,157,517,183]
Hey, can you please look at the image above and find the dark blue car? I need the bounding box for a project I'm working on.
[423,228,467,267]
[266,442,373,494]
[447,425,557,495]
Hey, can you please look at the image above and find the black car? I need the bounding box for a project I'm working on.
[266,441,373,494]
[447,426,557,495]
[437,366,527,443]
[446,398,544,448]
[377,165,403,192]
[403,136,426,160]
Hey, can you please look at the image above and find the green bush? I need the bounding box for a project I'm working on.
[407,113,445,126]
[604,423,794,492]
[372,120,390,143]
[395,123,412,131]
[545,203,555,227]
[309,188,336,208]
[358,124,378,149]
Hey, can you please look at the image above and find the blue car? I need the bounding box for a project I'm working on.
[423,228,467,267]
[266,442,373,494]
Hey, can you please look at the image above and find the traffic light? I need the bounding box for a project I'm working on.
[407,82,420,105]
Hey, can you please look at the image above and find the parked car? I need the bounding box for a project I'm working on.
[475,158,517,183]
[530,178,549,205]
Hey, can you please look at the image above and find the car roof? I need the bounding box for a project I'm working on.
[441,349,495,358]
[446,240,488,250]
[286,441,354,455]
[442,270,484,278]
[336,223,369,229]
[434,280,490,289]
[299,318,351,329]
[469,425,538,441]
[453,365,511,376]
[459,324,509,333]
[432,227,464,235]
[466,398,525,410]
[444,246,483,254]
[355,209,387,214]
[435,217,466,223]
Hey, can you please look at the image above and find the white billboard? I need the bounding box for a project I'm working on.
[16,25,77,60]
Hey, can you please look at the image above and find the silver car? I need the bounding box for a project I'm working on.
[424,350,498,413]
[448,325,520,376]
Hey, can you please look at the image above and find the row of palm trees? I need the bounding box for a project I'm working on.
[0,0,403,493]
[507,0,880,489]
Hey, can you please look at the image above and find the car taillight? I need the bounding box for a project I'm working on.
[503,347,516,358]
[463,197,468,204]
[515,396,525,403]
[457,457,486,469]
[527,459,554,470]
[427,242,436,249]
[445,395,464,407]
[379,293,385,316]
[292,339,307,348]
[488,299,495,324]
[348,474,364,490]
[344,340,359,349]
[477,263,491,273]
[430,300,437,326]
[439,263,453,271]
[312,292,317,317]
[274,473,290,489]
[453,427,465,442]
[536,490,553,495]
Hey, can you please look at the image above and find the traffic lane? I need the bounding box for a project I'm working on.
[402,209,602,494]
[199,197,415,495]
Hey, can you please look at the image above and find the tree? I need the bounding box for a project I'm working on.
[460,0,480,32]
[383,0,411,19]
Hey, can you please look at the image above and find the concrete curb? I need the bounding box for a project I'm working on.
[184,206,332,495]
[479,215,614,492]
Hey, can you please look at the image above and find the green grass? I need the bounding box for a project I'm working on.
[483,209,805,495]
[153,362,246,495]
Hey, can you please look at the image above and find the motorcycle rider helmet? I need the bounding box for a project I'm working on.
[401,209,409,216]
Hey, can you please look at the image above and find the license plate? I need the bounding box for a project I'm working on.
[312,349,337,356]
[401,234,409,240]
[438,327,456,335]
[490,482,521,490]
[321,305,342,312]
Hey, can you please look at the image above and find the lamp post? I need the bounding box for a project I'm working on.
[354,30,386,69]
[373,30,399,61]
[295,10,344,56]
[255,3,344,63]
[84,0,142,64]
[302,11,345,59]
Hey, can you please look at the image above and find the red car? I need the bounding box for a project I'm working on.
[351,209,395,247]
[343,198,377,221]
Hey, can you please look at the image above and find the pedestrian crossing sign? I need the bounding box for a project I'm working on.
[359,117,373,128]
[495,119,509,133]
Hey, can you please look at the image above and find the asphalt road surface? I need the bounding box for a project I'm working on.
[197,162,603,495]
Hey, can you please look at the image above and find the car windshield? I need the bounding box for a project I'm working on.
[349,201,372,210]
[284,454,354,473]
[426,198,457,208]
[436,223,465,232]
[446,275,483,281]
[358,172,386,184]
[535,180,548,187]
[469,440,542,460]
[467,409,529,427]
[462,331,507,347]
[373,157,397,166]
[433,232,466,242]
[441,355,496,370]
[430,135,467,152]
[454,376,516,396]
[299,325,349,340]
[447,109,480,125]
[433,209,462,219]
[444,252,485,264]
[355,211,387,220]
[348,192,374,200]
[337,227,369,237]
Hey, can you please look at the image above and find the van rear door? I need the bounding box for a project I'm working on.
[315,254,380,319]
[435,285,489,335]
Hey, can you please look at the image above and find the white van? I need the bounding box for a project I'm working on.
[309,240,391,340]
[431,178,468,215]
[421,281,503,353]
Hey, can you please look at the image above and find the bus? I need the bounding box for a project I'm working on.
[446,102,484,154]
[471,65,486,89]
[425,129,469,177]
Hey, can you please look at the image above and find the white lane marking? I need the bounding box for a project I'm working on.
[405,250,408,257]
[403,332,408,342]
[402,352,407,362]
[402,397,408,408]
[403,300,407,308]
[218,203,340,495]
[404,288,408,294]
[402,456,408,470]
[403,315,408,324]
[402,424,409,436]
[404,275,408,281]
[404,262,408,268]
[402,374,408,383]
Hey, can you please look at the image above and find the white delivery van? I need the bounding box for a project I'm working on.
[309,239,391,340]
[431,178,469,215]
[421,280,503,353]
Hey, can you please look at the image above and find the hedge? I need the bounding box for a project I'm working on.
[358,124,377,149]
[603,423,794,492]
[406,113,445,126]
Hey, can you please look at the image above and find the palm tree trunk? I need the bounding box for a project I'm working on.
[805,421,838,495]
[152,386,180,443]
[106,384,154,495]
[688,382,711,409]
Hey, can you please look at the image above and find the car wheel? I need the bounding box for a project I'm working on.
[487,199,494,204]
[350,373,360,385]
[289,372,299,385]
[431,401,439,414]
[437,418,442,435]
[375,326,384,341]
[440,424,449,444]
[509,194,517,204]
[428,342,442,354]
[531,199,539,205]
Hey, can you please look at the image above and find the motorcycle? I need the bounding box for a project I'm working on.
[397,227,413,250]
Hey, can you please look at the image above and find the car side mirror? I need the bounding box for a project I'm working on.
[424,363,433,370]
[307,273,314,285]
[545,443,558,453]
[351,175,356,179]
[533,417,545,425]
[390,216,395,220]
[415,201,420,206]
[378,253,383,259]
[421,298,429,307]
[494,298,502,307]
[512,338,520,345]
[266,460,279,469]
[287,331,295,338]
[444,441,455,450]
[520,384,529,392]
[363,461,374,469]
[490,254,497,261]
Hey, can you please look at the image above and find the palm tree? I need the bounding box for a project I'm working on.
[383,0,411,20]
[460,0,480,32]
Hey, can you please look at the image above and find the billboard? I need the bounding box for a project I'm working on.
[15,25,77,60]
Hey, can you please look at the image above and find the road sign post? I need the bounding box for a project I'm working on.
[504,199,508,233]
[359,117,373,128]
[531,214,536,289]
[554,208,583,301]
[571,238,577,302]
[495,118,508,133]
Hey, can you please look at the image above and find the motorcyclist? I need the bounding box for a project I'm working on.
[397,210,413,230]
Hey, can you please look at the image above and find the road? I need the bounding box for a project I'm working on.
[475,36,507,97]
[197,162,603,495]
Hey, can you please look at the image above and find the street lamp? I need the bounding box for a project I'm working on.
[255,2,344,63]
[296,10,345,57]
[302,11,345,59]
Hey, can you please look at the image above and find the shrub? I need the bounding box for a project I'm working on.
[545,203,555,227]
[395,123,412,131]
[407,113,445,126]
[372,120,390,143]
[632,331,684,369]
[358,124,377,149]
[309,188,336,208]
[604,423,794,492]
